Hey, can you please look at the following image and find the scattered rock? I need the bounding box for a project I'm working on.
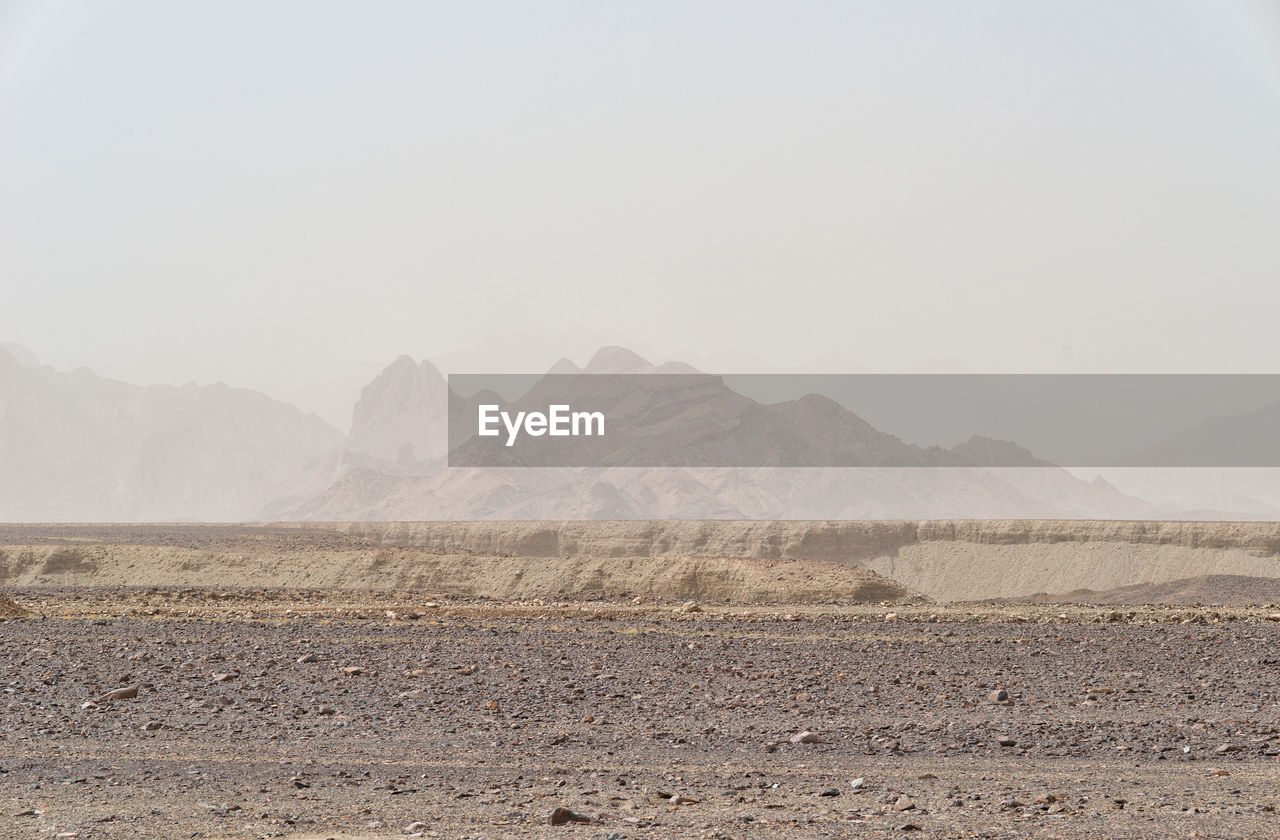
[296,653,318,664]
[998,737,1017,747]
[681,601,702,614]
[405,821,428,833]
[95,685,139,703]
[548,807,592,826]
[893,795,916,812]
[988,688,1009,703]
[790,730,825,744]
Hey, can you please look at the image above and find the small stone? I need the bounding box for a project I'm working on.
[988,689,1010,703]
[548,807,592,826]
[850,777,865,790]
[681,601,702,613]
[1215,743,1243,754]
[339,666,364,676]
[819,788,840,797]
[405,821,428,833]
[485,700,501,711]
[140,721,164,732]
[790,730,825,744]
[95,685,139,703]
[317,704,336,715]
[296,653,318,664]
[998,737,1017,747]
[795,692,812,703]
[212,673,236,682]
[894,795,916,812]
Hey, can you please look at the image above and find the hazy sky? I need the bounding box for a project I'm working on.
[3,0,1279,425]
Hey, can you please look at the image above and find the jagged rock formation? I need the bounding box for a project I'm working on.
[345,355,448,463]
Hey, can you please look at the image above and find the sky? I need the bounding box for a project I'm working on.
[2,0,1279,427]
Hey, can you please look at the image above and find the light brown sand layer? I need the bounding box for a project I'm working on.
[2,520,1279,601]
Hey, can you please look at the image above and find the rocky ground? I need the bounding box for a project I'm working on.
[1,589,1279,839]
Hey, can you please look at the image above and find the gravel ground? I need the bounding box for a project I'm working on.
[1,589,1279,839]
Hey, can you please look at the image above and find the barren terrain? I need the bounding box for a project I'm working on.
[2,522,1280,838]
[3,589,1280,839]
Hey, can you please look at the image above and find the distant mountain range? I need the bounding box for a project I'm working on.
[0,343,339,521]
[1,341,1277,521]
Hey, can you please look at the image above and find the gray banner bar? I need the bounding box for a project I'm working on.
[447,374,1280,468]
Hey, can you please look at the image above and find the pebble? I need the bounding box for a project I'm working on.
[790,731,825,744]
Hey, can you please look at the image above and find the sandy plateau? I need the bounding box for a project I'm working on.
[1,522,1279,838]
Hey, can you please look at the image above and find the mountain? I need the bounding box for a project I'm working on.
[1118,399,1280,467]
[282,347,1161,520]
[345,355,448,463]
[0,345,341,521]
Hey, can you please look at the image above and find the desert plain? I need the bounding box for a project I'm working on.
[2,521,1279,839]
